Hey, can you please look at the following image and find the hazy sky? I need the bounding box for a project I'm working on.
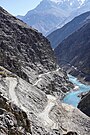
[0,0,42,16]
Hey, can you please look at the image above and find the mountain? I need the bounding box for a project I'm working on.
[64,0,90,26]
[71,0,90,18]
[78,91,90,117]
[17,0,84,35]
[0,6,74,97]
[0,6,90,135]
[78,91,90,116]
[47,0,90,36]
[46,0,90,36]
[54,20,90,84]
[47,11,90,48]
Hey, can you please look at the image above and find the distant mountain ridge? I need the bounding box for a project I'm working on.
[17,0,86,35]
[55,0,90,31]
[47,11,90,48]
[54,20,90,84]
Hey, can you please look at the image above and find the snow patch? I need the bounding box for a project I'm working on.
[70,2,73,6]
[50,0,62,3]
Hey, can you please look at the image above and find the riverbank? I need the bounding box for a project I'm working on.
[63,74,90,107]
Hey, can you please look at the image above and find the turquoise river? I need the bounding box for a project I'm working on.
[63,74,90,107]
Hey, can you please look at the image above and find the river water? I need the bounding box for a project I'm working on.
[63,74,90,107]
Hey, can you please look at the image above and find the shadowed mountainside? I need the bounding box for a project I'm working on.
[54,21,90,84]
[47,11,90,48]
[78,91,90,117]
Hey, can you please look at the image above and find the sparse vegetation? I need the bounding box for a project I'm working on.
[0,67,17,78]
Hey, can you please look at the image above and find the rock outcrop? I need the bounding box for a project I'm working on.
[78,91,90,117]
[0,92,31,135]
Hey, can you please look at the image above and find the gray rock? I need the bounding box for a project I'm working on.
[0,93,31,135]
[78,91,90,117]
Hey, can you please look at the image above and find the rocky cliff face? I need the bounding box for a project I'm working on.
[0,6,56,80]
[78,91,90,117]
[0,7,90,135]
[0,92,31,135]
[54,21,90,84]
[0,6,74,97]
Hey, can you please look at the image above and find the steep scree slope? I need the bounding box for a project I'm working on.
[17,0,84,36]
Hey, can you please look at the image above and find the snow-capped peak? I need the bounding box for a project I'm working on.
[50,0,61,2]
[50,0,65,4]
[79,0,86,5]
[49,0,86,9]
[50,0,85,4]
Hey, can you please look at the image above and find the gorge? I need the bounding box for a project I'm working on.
[0,5,90,135]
